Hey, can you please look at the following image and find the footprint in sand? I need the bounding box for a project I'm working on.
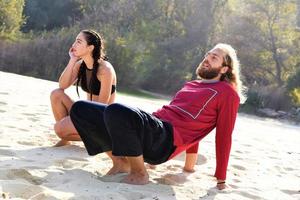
[154,173,189,185]
[197,154,207,165]
[235,150,243,154]
[5,169,44,185]
[274,166,288,175]
[28,117,40,122]
[232,178,241,183]
[39,104,48,108]
[232,156,243,160]
[21,112,35,116]
[166,164,182,171]
[65,157,88,162]
[54,159,88,169]
[119,191,147,200]
[17,141,36,146]
[0,101,7,106]
[236,191,262,200]
[1,180,48,200]
[4,125,15,129]
[18,128,30,132]
[281,189,300,195]
[0,149,17,157]
[283,167,294,171]
[97,173,127,183]
[242,144,252,147]
[0,92,9,95]
[173,154,207,165]
[268,156,278,160]
[231,164,246,171]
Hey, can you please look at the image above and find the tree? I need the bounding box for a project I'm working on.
[297,0,300,28]
[221,0,299,87]
[0,0,25,40]
[22,0,85,32]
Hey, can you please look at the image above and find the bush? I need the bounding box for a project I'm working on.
[287,66,300,106]
[289,88,300,106]
[0,27,79,81]
[241,86,292,112]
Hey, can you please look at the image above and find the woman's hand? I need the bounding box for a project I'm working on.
[69,47,79,61]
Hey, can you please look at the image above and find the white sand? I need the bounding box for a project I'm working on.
[0,71,299,200]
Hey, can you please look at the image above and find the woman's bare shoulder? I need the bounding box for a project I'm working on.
[98,60,115,74]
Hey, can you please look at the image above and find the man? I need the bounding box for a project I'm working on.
[69,43,245,190]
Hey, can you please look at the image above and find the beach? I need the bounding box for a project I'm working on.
[0,71,299,200]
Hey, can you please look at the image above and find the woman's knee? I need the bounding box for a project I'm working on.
[50,88,65,102]
[54,122,63,138]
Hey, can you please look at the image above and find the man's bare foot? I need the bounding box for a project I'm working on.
[106,157,130,175]
[53,140,71,147]
[121,172,149,185]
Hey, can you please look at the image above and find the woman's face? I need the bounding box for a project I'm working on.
[71,32,93,58]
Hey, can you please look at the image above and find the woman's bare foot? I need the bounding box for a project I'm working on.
[106,157,130,175]
[121,172,149,185]
[53,139,71,147]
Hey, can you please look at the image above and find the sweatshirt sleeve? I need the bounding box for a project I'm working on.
[214,92,240,180]
[186,142,199,153]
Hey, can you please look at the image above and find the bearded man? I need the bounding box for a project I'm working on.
[69,43,246,190]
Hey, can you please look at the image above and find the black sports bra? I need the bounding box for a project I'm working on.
[80,66,116,95]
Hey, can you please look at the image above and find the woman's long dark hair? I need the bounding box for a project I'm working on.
[76,29,108,100]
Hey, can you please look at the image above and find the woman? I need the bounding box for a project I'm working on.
[50,29,116,147]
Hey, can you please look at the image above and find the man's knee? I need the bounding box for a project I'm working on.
[104,103,131,122]
[50,88,64,102]
[70,101,88,118]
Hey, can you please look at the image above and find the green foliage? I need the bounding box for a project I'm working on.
[244,89,264,108]
[0,0,25,40]
[287,66,300,106]
[22,0,85,32]
[0,0,299,112]
[289,88,300,106]
[242,86,292,112]
[76,0,223,93]
[222,0,299,87]
[297,0,300,28]
[0,27,79,80]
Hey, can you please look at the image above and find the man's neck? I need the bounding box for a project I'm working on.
[201,79,220,83]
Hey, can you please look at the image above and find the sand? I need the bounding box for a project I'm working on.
[0,71,299,200]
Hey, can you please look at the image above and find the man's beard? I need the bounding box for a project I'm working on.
[197,63,222,79]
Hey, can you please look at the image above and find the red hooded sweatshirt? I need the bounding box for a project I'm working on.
[153,80,240,180]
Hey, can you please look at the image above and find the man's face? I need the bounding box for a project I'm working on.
[198,48,226,79]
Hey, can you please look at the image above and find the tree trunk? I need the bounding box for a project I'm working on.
[297,0,300,28]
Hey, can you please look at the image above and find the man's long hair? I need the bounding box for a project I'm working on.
[199,43,247,103]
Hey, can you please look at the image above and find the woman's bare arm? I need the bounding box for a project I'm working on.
[95,62,115,104]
